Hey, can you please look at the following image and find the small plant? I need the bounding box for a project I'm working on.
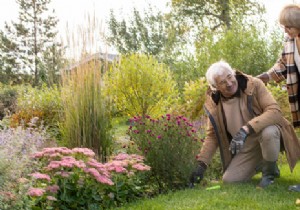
[0,122,50,210]
[27,147,150,209]
[127,114,202,192]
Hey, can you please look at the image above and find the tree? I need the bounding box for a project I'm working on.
[195,23,283,77]
[0,0,64,86]
[0,31,20,84]
[104,54,179,118]
[170,0,265,31]
[106,6,187,62]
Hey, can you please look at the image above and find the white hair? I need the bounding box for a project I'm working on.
[205,60,236,91]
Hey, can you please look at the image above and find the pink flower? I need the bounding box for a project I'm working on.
[114,153,130,161]
[84,168,114,185]
[47,196,57,201]
[27,188,45,197]
[132,163,151,171]
[72,148,95,157]
[46,185,60,193]
[157,135,161,139]
[30,172,51,182]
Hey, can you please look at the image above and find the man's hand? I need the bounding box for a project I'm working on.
[229,127,248,155]
[189,161,207,187]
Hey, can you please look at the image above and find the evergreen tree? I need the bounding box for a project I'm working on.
[0,0,65,86]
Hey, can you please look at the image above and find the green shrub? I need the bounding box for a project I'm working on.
[104,54,179,118]
[27,148,150,209]
[61,62,113,162]
[266,83,291,122]
[0,84,18,120]
[172,77,208,120]
[127,114,202,192]
[10,84,63,139]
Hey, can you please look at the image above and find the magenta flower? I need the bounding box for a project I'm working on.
[157,135,161,139]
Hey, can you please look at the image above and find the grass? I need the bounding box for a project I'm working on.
[111,119,300,209]
[116,162,300,210]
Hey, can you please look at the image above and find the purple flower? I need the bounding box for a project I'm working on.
[157,135,162,139]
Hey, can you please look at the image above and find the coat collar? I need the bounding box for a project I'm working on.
[210,71,255,105]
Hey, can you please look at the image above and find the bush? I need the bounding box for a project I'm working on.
[127,114,202,192]
[0,84,18,120]
[171,77,208,120]
[27,147,150,209]
[104,54,179,118]
[10,84,63,139]
[0,123,51,210]
[266,83,291,122]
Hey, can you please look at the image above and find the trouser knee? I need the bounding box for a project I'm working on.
[260,125,280,161]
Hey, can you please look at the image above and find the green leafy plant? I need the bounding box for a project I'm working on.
[127,114,202,192]
[171,77,208,120]
[10,84,63,139]
[104,54,179,118]
[267,83,290,122]
[27,147,150,209]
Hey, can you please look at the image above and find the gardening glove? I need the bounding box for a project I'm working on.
[189,160,207,188]
[229,127,248,155]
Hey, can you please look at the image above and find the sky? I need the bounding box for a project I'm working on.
[0,0,299,55]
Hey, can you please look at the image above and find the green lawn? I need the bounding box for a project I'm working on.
[116,163,300,210]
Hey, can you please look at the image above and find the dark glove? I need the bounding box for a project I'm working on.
[189,161,207,187]
[229,127,248,155]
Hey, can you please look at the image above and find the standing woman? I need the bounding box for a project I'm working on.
[257,4,300,191]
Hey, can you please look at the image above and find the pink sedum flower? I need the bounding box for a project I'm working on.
[30,172,51,182]
[27,188,45,197]
[72,148,95,157]
[47,196,57,201]
[132,163,151,171]
[46,185,60,193]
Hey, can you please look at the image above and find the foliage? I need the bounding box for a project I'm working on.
[127,114,202,192]
[170,0,265,31]
[10,84,63,139]
[106,6,186,61]
[0,0,64,86]
[0,84,18,120]
[267,83,291,122]
[0,123,51,210]
[27,147,150,209]
[61,62,113,162]
[104,54,178,118]
[195,23,282,77]
[171,77,208,120]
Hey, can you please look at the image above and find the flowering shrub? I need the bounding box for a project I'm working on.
[0,123,50,210]
[27,147,150,209]
[127,114,202,192]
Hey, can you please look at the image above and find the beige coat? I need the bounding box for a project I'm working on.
[198,72,300,172]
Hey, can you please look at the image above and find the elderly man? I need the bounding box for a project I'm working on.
[190,60,300,188]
